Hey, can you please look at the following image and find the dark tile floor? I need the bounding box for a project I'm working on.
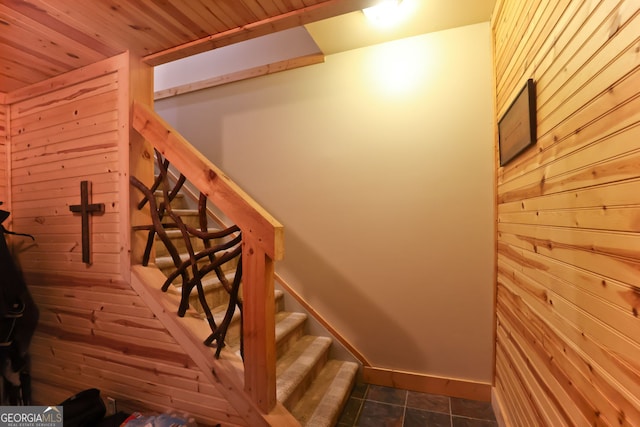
[338,383,498,427]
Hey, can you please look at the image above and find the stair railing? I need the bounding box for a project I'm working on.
[163,165,232,231]
[130,151,244,358]
[131,101,283,413]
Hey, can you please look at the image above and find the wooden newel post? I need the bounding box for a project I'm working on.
[242,238,277,413]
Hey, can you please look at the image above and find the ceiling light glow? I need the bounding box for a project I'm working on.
[367,38,429,96]
[363,0,412,28]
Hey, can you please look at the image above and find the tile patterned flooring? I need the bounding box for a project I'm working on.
[337,383,498,427]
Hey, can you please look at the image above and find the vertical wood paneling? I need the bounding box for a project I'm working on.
[492,0,640,425]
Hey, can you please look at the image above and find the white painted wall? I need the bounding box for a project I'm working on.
[156,22,495,383]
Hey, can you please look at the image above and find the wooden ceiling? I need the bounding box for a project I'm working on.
[0,0,377,94]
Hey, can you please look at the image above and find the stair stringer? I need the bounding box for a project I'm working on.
[130,265,301,427]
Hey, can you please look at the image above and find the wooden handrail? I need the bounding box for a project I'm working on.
[132,101,284,261]
[132,101,281,413]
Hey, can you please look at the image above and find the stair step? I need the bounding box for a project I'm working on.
[155,252,196,270]
[153,190,186,198]
[162,227,222,238]
[157,208,199,220]
[291,360,359,427]
[160,209,200,227]
[213,290,285,351]
[227,310,307,357]
[155,253,238,281]
[156,248,238,266]
[155,228,225,257]
[153,191,187,209]
[276,336,332,409]
[275,311,307,358]
[148,173,360,427]
[166,272,236,314]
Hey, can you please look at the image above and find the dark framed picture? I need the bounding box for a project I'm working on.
[498,79,536,166]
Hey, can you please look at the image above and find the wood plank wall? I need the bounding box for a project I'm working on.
[0,104,7,205]
[9,63,125,278]
[492,0,640,426]
[5,54,246,426]
[28,273,246,426]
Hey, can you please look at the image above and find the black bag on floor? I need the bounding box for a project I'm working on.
[59,388,107,427]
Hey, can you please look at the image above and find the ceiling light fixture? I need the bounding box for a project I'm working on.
[363,0,407,28]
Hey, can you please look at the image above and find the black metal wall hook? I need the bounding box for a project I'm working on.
[0,207,35,241]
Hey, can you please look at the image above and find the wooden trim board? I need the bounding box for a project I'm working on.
[142,0,374,65]
[492,387,509,427]
[363,366,492,402]
[155,54,324,100]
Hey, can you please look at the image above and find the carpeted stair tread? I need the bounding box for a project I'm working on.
[149,173,361,427]
[161,227,223,238]
[155,227,229,258]
[274,311,307,358]
[210,289,283,329]
[164,208,198,216]
[215,289,285,352]
[153,190,186,198]
[159,209,201,228]
[155,253,237,275]
[276,336,332,408]
[275,311,306,337]
[154,252,206,270]
[164,274,234,313]
[152,192,186,210]
[291,360,359,427]
[163,271,233,291]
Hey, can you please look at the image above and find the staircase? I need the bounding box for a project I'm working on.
[151,189,359,426]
